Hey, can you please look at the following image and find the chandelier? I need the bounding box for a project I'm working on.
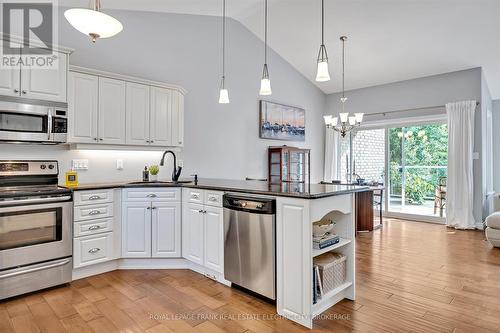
[324,36,363,137]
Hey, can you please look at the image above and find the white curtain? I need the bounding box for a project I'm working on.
[324,129,339,181]
[446,100,477,229]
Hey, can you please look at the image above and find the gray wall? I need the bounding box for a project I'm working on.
[325,68,485,223]
[0,9,326,183]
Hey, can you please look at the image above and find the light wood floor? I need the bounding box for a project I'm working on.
[1,218,499,333]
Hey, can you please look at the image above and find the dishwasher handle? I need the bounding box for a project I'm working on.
[223,194,275,214]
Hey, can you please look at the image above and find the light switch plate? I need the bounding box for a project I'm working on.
[116,159,124,170]
[72,159,89,170]
[473,152,479,160]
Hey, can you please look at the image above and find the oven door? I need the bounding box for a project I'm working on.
[0,199,72,270]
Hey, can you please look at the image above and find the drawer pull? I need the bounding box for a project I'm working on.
[146,194,157,198]
[88,248,100,254]
[88,225,101,231]
[88,210,102,216]
[88,195,102,200]
[191,194,200,199]
[208,196,218,202]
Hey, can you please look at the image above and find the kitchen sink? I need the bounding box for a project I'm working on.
[127,180,193,185]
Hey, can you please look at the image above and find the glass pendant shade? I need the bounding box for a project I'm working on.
[316,60,331,82]
[332,117,338,126]
[64,8,123,42]
[339,112,349,123]
[323,115,332,125]
[219,88,229,104]
[354,113,364,123]
[259,78,272,96]
[348,116,356,125]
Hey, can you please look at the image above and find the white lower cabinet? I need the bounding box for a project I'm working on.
[122,202,152,257]
[182,189,224,273]
[74,232,114,268]
[122,188,181,258]
[73,189,118,269]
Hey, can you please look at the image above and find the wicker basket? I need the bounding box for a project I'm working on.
[314,252,346,294]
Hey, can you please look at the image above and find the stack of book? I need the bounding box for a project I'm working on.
[313,233,340,250]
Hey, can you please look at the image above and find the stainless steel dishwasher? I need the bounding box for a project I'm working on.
[223,194,276,300]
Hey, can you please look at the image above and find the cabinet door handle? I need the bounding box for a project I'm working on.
[88,210,101,215]
[88,248,100,254]
[94,138,98,141]
[99,138,103,141]
[22,90,26,94]
[147,206,151,210]
[152,207,157,210]
[146,140,150,143]
[88,225,101,230]
[13,89,19,93]
[146,194,157,198]
[150,140,154,143]
[88,195,101,200]
[178,141,182,144]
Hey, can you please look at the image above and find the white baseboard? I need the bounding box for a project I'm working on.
[71,257,231,287]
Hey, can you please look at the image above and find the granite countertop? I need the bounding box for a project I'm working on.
[67,178,370,199]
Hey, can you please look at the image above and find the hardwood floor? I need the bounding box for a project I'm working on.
[2,218,499,332]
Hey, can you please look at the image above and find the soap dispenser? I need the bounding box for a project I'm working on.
[142,166,149,182]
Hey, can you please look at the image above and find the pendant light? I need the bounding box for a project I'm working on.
[64,0,123,43]
[218,0,230,104]
[315,0,330,82]
[324,36,364,137]
[259,0,272,95]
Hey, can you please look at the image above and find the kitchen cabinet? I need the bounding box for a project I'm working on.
[73,189,118,269]
[98,77,126,144]
[182,189,224,273]
[122,188,181,258]
[0,40,69,102]
[126,82,150,145]
[68,72,98,143]
[183,202,205,266]
[68,67,185,148]
[150,87,172,146]
[122,202,152,257]
[20,52,68,102]
[152,202,181,257]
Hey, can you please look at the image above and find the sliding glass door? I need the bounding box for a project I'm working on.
[387,123,448,218]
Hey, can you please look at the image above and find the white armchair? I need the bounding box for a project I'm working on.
[486,193,500,248]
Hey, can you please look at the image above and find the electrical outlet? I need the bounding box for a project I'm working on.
[473,152,480,160]
[72,159,88,170]
[116,159,124,170]
[178,159,184,167]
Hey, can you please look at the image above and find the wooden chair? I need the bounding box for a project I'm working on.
[434,177,447,217]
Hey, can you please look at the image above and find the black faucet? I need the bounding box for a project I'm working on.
[160,150,182,182]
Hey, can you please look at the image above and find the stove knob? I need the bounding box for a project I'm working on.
[48,165,54,170]
[40,164,46,170]
[256,204,264,209]
[241,202,247,208]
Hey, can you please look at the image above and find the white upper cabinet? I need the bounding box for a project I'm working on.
[0,41,21,97]
[150,86,172,146]
[68,67,185,147]
[98,77,126,144]
[21,52,68,102]
[68,72,98,143]
[126,83,150,145]
[171,90,185,147]
[0,40,68,102]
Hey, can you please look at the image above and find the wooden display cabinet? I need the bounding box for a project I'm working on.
[268,146,311,184]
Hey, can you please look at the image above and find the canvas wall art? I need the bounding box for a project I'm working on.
[259,100,305,141]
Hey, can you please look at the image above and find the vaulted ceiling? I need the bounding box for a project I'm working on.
[62,0,500,98]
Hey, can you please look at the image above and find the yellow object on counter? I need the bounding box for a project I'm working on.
[65,171,79,188]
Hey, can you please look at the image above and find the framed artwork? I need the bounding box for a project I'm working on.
[259,100,305,141]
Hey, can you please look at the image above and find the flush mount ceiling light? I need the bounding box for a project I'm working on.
[218,0,230,104]
[315,0,330,82]
[64,0,123,43]
[259,0,272,96]
[324,36,364,137]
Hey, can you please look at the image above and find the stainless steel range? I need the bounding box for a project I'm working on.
[0,160,72,300]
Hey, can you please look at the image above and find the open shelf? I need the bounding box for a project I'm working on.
[312,238,351,258]
[312,281,353,316]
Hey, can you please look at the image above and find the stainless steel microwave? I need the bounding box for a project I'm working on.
[0,101,67,144]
